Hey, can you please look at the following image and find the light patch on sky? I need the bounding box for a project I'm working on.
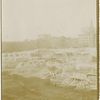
[2,0,96,41]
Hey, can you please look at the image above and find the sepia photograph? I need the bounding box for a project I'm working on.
[2,0,98,100]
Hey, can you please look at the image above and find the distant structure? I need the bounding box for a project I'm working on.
[78,22,96,47]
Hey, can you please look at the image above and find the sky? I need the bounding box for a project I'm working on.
[2,0,96,41]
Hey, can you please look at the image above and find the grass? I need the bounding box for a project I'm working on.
[2,71,97,100]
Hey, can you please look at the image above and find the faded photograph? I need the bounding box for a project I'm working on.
[2,0,97,100]
[99,1,100,99]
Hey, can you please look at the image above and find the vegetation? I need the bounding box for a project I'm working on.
[2,32,95,53]
[2,72,97,100]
